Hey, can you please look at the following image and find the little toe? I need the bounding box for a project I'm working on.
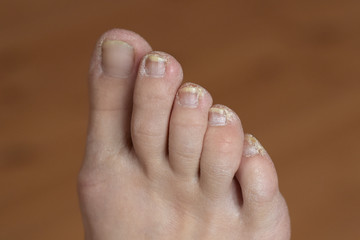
[237,134,280,207]
[200,105,244,198]
[236,134,290,234]
[87,29,152,154]
[131,52,183,168]
[168,83,213,178]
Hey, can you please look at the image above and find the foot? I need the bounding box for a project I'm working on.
[78,29,291,240]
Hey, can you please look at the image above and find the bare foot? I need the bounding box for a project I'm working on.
[78,29,291,240]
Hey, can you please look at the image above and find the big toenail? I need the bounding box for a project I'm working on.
[101,39,134,78]
[243,134,267,157]
[143,53,167,78]
[176,83,204,108]
[208,106,236,126]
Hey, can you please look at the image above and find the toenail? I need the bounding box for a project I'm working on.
[208,105,236,126]
[143,53,167,78]
[243,134,267,157]
[176,83,204,108]
[101,39,134,78]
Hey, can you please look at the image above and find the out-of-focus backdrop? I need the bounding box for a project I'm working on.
[1,0,360,239]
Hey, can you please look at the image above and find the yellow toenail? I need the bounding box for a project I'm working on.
[177,83,205,108]
[208,105,237,126]
[142,52,167,78]
[101,39,134,78]
[148,54,167,63]
[243,134,267,157]
[103,39,132,48]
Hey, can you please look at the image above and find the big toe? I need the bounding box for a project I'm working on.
[86,29,152,155]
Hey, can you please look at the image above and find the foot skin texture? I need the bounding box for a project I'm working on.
[78,29,291,240]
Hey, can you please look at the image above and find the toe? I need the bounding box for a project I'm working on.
[87,29,152,155]
[200,105,244,198]
[131,52,183,167]
[236,134,290,238]
[168,83,213,178]
[236,134,284,217]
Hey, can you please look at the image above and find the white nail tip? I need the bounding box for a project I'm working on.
[243,134,267,157]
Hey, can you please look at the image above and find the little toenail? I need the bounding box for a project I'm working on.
[243,134,267,157]
[176,83,204,108]
[208,106,235,126]
[143,53,167,78]
[101,39,134,78]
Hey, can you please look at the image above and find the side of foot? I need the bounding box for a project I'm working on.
[78,29,291,240]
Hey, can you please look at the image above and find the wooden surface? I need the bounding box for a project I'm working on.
[1,0,360,239]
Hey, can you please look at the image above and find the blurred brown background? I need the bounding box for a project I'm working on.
[1,0,360,239]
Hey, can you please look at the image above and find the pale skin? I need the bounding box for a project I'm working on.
[78,29,291,240]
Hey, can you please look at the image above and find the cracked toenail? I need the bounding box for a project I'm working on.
[243,134,267,157]
[177,83,204,108]
[209,105,236,126]
[101,39,134,78]
[143,53,167,78]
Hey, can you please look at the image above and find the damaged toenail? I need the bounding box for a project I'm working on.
[208,105,236,126]
[176,83,205,108]
[243,134,267,157]
[143,53,167,78]
[101,39,134,78]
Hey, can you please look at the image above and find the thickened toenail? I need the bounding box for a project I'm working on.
[101,39,134,77]
[177,83,204,108]
[143,53,167,77]
[208,105,236,126]
[243,134,267,157]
